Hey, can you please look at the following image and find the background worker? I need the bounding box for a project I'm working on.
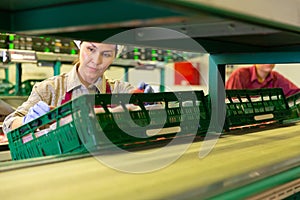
[3,41,153,134]
[225,64,300,97]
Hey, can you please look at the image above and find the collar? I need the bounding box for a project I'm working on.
[250,65,274,83]
[66,63,82,92]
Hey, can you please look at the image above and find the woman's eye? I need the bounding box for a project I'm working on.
[87,47,95,52]
[103,52,113,57]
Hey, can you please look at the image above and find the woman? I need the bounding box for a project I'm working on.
[3,41,152,134]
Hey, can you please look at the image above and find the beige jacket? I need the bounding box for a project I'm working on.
[3,64,135,134]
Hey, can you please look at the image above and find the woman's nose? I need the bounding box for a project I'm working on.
[93,53,103,64]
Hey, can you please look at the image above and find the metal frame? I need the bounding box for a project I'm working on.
[208,51,300,199]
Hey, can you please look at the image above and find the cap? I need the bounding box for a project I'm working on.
[73,40,82,49]
[73,40,124,58]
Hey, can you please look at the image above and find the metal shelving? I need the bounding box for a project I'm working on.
[0,0,300,199]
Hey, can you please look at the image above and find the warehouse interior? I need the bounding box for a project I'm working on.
[0,0,300,199]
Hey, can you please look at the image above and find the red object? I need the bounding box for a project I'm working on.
[174,62,200,85]
[133,89,144,93]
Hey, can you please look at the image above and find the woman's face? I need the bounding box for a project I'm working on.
[78,42,116,84]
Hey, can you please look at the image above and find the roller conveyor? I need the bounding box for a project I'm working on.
[1,89,300,199]
[0,122,300,199]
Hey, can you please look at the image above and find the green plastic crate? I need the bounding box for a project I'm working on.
[286,92,300,121]
[7,91,210,160]
[94,91,210,146]
[7,97,92,160]
[225,88,291,130]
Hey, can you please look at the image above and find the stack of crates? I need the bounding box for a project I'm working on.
[8,34,34,50]
[31,36,78,54]
[5,34,78,55]
[7,91,210,160]
[119,46,190,62]
[0,34,9,49]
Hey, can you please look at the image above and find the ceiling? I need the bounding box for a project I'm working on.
[0,0,299,53]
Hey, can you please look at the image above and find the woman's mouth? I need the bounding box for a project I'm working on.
[87,66,98,72]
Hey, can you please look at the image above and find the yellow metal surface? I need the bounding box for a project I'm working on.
[0,124,300,199]
[183,0,300,29]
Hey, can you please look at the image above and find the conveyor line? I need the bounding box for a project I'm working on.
[0,123,300,199]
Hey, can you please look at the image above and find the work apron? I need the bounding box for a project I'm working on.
[61,81,112,105]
